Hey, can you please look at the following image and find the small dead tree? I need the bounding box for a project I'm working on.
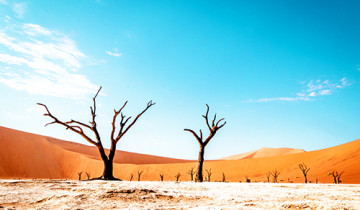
[205,169,212,182]
[298,163,310,183]
[266,172,271,183]
[77,171,83,181]
[129,173,133,181]
[137,170,144,181]
[222,172,226,182]
[245,175,251,183]
[159,173,164,181]
[328,171,344,184]
[184,104,226,182]
[175,173,181,182]
[270,169,281,183]
[187,167,196,181]
[85,172,91,180]
[38,87,155,180]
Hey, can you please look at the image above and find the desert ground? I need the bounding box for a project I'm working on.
[1,126,360,209]
[0,180,359,209]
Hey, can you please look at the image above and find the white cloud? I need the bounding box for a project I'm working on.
[0,0,7,5]
[0,54,28,65]
[257,97,299,102]
[244,78,351,103]
[12,2,27,18]
[0,19,98,99]
[319,89,331,95]
[106,50,122,57]
[23,23,52,36]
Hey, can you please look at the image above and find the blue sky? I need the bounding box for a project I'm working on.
[0,0,359,159]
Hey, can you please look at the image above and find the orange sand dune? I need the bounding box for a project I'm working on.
[132,139,360,184]
[221,147,305,160]
[0,126,359,183]
[0,126,190,179]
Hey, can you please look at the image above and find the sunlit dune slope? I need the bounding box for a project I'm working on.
[0,126,359,183]
[133,139,360,184]
[221,147,305,160]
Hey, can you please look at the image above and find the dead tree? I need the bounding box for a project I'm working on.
[137,170,144,181]
[184,104,226,182]
[38,87,155,180]
[329,171,344,184]
[129,173,133,181]
[77,171,83,181]
[175,173,181,182]
[245,175,251,183]
[298,163,310,183]
[85,172,91,180]
[205,169,212,182]
[222,172,226,182]
[187,167,196,181]
[266,172,271,183]
[159,173,164,181]
[270,169,280,183]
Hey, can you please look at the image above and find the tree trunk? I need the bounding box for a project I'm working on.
[97,143,119,180]
[304,175,307,184]
[101,159,115,180]
[195,145,205,182]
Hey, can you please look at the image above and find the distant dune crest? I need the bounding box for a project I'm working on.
[221,147,306,160]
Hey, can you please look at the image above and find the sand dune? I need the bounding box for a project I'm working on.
[0,126,190,179]
[221,147,305,160]
[0,126,359,183]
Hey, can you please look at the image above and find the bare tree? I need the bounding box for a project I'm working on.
[184,104,226,182]
[129,173,133,181]
[205,169,212,182]
[270,169,280,183]
[137,170,144,181]
[159,173,164,181]
[222,172,226,182]
[77,171,83,181]
[266,172,271,183]
[298,163,310,183]
[328,171,344,184]
[175,173,181,182]
[245,175,251,183]
[38,87,155,180]
[187,167,196,181]
[85,172,91,180]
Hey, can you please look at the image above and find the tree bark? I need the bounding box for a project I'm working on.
[195,145,205,182]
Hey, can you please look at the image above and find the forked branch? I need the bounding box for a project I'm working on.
[112,100,156,143]
[185,104,226,146]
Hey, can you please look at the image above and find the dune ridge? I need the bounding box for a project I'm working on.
[0,126,359,183]
[221,147,306,160]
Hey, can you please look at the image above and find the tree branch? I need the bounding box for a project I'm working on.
[202,104,211,131]
[37,103,98,146]
[184,128,203,145]
[111,101,128,141]
[120,100,155,138]
[65,120,92,130]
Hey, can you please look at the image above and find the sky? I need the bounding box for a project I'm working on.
[0,0,359,160]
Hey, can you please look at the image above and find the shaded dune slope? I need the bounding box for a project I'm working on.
[0,126,191,179]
